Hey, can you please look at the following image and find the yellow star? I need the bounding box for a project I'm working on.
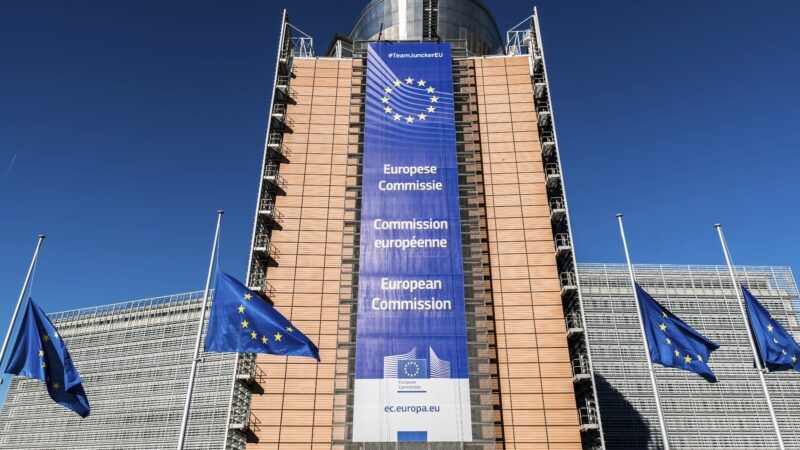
[393,113,401,121]
[393,80,402,87]
[430,96,439,103]
[381,97,390,104]
[674,350,680,357]
[286,327,294,332]
[251,331,258,340]
[261,335,268,344]
[782,350,787,355]
[417,80,426,86]
[41,361,46,368]
[53,332,59,340]
[42,335,50,343]
[426,86,435,93]
[665,338,671,345]
[662,311,668,318]
[405,77,414,84]
[39,350,45,357]
[767,324,774,332]
[697,355,703,362]
[659,323,667,331]
[684,355,692,363]
[274,332,283,341]
[384,106,393,113]
[244,293,252,301]
[385,87,393,93]
[418,113,427,120]
[405,116,414,123]
[773,338,779,344]
[51,382,61,390]
[793,355,798,363]
[427,106,436,113]
[241,320,249,328]
[237,305,245,314]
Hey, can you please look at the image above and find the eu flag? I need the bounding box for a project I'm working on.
[205,272,320,360]
[742,286,800,372]
[636,284,720,382]
[4,299,90,417]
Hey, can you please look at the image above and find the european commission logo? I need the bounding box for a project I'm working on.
[398,359,428,379]
[384,347,452,380]
[378,76,445,125]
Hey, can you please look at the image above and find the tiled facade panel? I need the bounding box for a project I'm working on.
[475,56,582,449]
[249,58,352,449]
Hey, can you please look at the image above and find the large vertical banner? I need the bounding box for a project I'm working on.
[352,42,472,443]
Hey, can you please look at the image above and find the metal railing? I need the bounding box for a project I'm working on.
[560,271,578,290]
[579,404,600,429]
[555,233,572,250]
[266,133,291,158]
[572,355,591,378]
[550,196,566,215]
[545,163,560,178]
[565,311,583,332]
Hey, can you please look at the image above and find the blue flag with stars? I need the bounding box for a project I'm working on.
[205,272,320,360]
[4,298,90,417]
[742,286,800,372]
[636,284,720,382]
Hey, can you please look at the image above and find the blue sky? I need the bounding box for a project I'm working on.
[1,1,799,396]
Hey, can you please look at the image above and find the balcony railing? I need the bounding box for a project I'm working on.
[549,196,566,221]
[537,106,552,127]
[266,133,291,158]
[579,405,600,431]
[271,104,294,128]
[560,271,578,296]
[555,233,572,256]
[263,164,288,191]
[545,163,561,187]
[572,355,591,383]
[565,311,583,338]
[540,131,556,158]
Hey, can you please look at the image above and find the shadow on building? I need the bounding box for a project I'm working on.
[595,374,654,449]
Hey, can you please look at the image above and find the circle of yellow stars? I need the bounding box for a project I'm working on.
[381,77,440,124]
[237,291,294,347]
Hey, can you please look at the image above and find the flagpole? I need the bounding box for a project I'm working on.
[0,235,45,385]
[177,211,223,450]
[714,224,785,450]
[616,214,670,450]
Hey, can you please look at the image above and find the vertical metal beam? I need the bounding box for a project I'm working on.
[177,211,223,450]
[616,215,670,450]
[715,224,785,450]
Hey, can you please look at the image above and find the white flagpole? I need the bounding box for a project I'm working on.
[714,223,785,450]
[0,235,45,385]
[177,211,223,450]
[616,214,670,450]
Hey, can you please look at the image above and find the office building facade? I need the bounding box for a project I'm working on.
[579,264,800,449]
[0,292,257,450]
[243,2,600,448]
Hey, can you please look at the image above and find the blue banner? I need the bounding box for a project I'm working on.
[352,42,471,443]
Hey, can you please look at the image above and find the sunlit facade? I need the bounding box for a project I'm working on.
[580,264,800,449]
